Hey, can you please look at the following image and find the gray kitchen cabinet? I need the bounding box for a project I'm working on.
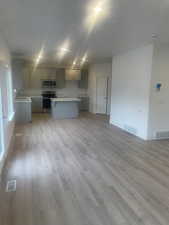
[23,67,31,89]
[78,70,88,89]
[15,98,32,123]
[31,97,43,113]
[41,68,56,80]
[23,67,57,89]
[79,97,89,111]
[12,60,25,91]
[30,71,41,89]
[56,69,65,89]
[65,69,81,81]
[31,68,50,89]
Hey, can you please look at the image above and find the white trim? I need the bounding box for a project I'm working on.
[0,88,5,160]
[8,111,15,121]
[0,151,4,161]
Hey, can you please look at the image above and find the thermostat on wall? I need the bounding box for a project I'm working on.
[156,83,162,91]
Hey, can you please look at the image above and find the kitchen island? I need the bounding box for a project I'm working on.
[15,97,32,123]
[51,98,81,119]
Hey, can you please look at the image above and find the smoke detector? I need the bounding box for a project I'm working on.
[152,34,158,39]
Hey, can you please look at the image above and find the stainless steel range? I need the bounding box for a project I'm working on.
[42,91,56,111]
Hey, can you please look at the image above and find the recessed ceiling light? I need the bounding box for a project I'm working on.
[81,54,88,66]
[35,48,44,66]
[152,34,158,39]
[94,6,102,13]
[72,58,78,69]
[60,47,70,52]
[82,56,87,62]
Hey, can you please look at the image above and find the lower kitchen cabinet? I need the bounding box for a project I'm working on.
[31,97,43,113]
[15,99,32,123]
[79,97,89,111]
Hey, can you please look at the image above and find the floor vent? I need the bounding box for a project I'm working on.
[6,180,16,192]
[156,131,169,139]
[124,125,137,135]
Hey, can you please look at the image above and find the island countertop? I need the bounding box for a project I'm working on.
[51,98,81,102]
[15,97,32,103]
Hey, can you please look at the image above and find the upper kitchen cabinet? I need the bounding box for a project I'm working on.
[33,67,56,88]
[40,68,56,80]
[23,66,31,89]
[56,68,65,89]
[65,69,81,81]
[12,60,25,91]
[23,66,42,89]
[23,66,57,89]
[78,69,88,89]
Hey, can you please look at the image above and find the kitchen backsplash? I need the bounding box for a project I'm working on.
[19,80,88,97]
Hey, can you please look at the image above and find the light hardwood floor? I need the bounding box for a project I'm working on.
[1,113,169,225]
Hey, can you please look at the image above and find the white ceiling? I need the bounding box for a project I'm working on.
[1,0,169,63]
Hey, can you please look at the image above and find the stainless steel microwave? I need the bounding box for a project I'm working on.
[42,80,56,88]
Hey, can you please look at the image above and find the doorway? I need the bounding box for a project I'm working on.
[96,76,108,114]
[0,88,5,160]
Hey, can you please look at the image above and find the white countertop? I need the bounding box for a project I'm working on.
[51,98,81,102]
[30,96,42,98]
[17,95,42,98]
[15,97,32,103]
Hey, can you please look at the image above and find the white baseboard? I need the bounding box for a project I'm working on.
[0,151,8,179]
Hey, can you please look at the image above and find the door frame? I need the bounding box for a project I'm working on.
[0,88,5,160]
[96,76,109,114]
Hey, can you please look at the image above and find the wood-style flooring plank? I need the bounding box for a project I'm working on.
[1,113,169,225]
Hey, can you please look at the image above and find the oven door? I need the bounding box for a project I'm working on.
[43,97,51,109]
[42,80,50,88]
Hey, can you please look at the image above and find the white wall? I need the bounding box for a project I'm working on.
[110,44,153,140]
[88,62,112,114]
[0,35,14,174]
[148,43,169,139]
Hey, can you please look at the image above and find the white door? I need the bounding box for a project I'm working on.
[96,76,108,114]
[0,88,5,159]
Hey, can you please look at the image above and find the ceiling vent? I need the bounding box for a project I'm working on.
[6,180,16,192]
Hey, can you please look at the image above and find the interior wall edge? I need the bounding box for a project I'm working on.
[0,122,15,182]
